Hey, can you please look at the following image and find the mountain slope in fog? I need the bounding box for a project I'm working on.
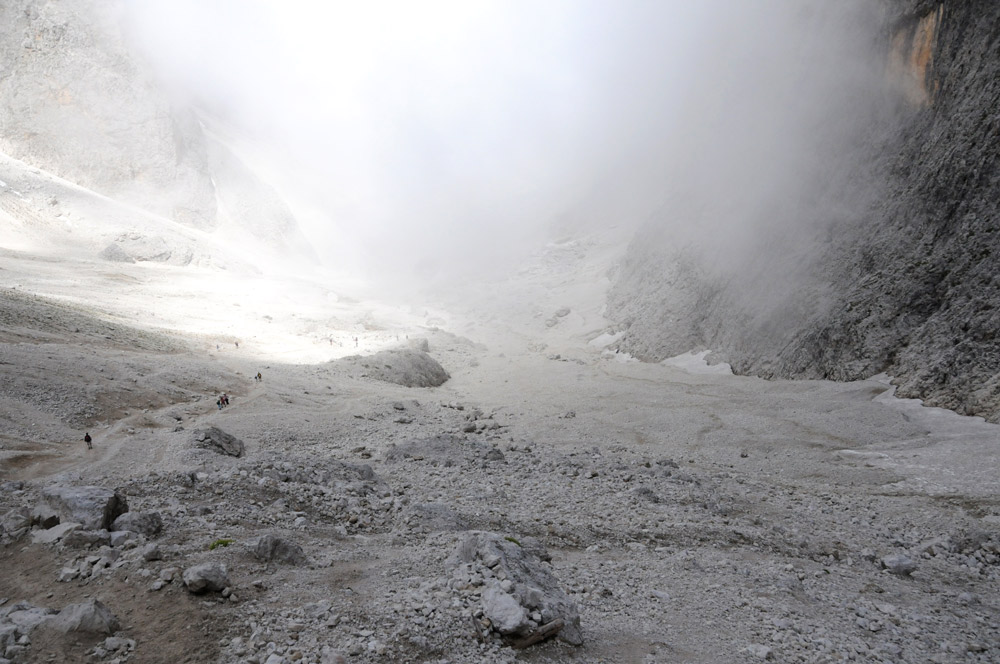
[609,0,1000,422]
[0,0,310,259]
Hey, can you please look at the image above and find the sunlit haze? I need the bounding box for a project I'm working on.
[120,1,879,291]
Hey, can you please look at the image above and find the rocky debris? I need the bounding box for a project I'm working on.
[403,503,468,533]
[448,531,582,646]
[340,348,450,387]
[110,510,162,537]
[92,635,136,660]
[43,599,120,635]
[183,562,231,594]
[193,427,245,457]
[384,434,492,467]
[40,486,128,531]
[0,599,119,662]
[254,534,308,566]
[0,508,31,542]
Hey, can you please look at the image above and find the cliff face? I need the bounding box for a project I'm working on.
[0,0,310,259]
[0,0,217,228]
[608,0,1000,420]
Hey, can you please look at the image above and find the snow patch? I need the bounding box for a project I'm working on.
[588,331,622,348]
[662,350,732,375]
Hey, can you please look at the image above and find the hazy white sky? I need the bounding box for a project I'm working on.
[122,0,878,284]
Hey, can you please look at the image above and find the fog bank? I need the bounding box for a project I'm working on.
[123,0,882,287]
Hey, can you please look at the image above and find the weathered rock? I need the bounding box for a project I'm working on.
[110,511,162,537]
[482,585,530,634]
[182,562,231,594]
[881,553,918,577]
[6,604,56,632]
[41,486,128,531]
[44,599,119,635]
[449,532,582,646]
[30,521,81,545]
[62,529,112,549]
[30,505,60,529]
[254,535,308,566]
[0,508,31,541]
[340,348,450,387]
[192,427,245,457]
[140,543,163,561]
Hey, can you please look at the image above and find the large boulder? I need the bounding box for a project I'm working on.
[448,532,582,646]
[254,535,308,566]
[44,599,119,635]
[182,562,231,594]
[193,427,245,457]
[340,348,450,387]
[111,511,162,537]
[41,486,128,531]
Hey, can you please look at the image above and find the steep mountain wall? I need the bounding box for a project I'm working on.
[0,0,217,228]
[608,0,1000,421]
[0,0,314,260]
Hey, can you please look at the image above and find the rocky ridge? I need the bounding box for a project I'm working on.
[607,0,1000,422]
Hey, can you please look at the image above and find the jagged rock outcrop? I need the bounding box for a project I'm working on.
[193,427,245,457]
[608,0,1000,421]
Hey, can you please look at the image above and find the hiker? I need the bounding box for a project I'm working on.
[84,432,92,450]
[235,341,239,349]
[257,372,262,382]
[222,393,229,406]
[216,398,223,410]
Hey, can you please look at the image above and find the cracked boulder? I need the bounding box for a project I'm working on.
[41,486,128,531]
[193,427,245,457]
[448,531,582,646]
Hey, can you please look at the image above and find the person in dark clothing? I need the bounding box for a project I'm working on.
[84,432,92,450]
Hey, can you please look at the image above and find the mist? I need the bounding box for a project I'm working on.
[121,0,883,289]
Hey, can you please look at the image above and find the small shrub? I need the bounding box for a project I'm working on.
[504,535,522,547]
[209,538,234,550]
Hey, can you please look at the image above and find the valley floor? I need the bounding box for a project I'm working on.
[2,238,1000,664]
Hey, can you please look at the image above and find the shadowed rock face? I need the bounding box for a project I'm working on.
[608,0,1000,422]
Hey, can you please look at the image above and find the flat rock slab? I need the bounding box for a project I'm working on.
[31,521,81,545]
[41,486,128,531]
[43,599,119,635]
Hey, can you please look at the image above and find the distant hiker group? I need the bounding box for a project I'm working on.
[254,371,262,382]
[216,393,230,410]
